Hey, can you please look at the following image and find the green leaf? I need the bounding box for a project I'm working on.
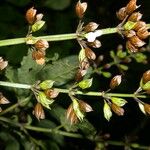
[103,101,112,121]
[142,81,150,90]
[44,0,71,10]
[38,55,78,85]
[111,97,127,107]
[110,50,115,59]
[133,53,147,63]
[138,102,146,114]
[124,21,136,30]
[119,64,128,71]
[31,20,45,32]
[78,78,93,89]
[117,50,127,58]
[39,80,55,90]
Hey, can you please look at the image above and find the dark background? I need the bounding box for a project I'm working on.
[0,0,150,149]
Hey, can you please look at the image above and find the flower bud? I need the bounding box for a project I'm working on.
[85,47,96,60]
[128,12,142,22]
[126,0,138,15]
[35,39,49,51]
[87,40,101,48]
[110,75,122,89]
[75,1,87,19]
[79,100,93,112]
[33,102,45,120]
[116,7,127,21]
[142,70,150,84]
[123,30,136,38]
[32,50,45,60]
[137,27,150,40]
[129,36,145,47]
[0,57,8,70]
[26,7,37,24]
[126,40,138,53]
[0,93,10,104]
[133,21,146,31]
[45,89,59,99]
[84,22,99,32]
[144,103,150,115]
[111,103,124,116]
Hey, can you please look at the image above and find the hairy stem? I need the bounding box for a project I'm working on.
[0,81,147,98]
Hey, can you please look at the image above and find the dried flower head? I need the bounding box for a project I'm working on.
[128,12,142,22]
[126,0,138,15]
[129,36,145,47]
[144,103,150,115]
[111,103,124,116]
[32,50,45,60]
[137,27,150,40]
[35,39,49,51]
[26,7,37,24]
[0,93,10,104]
[87,40,101,48]
[33,102,45,120]
[0,57,8,70]
[45,89,59,99]
[116,7,127,21]
[133,21,146,31]
[79,100,93,112]
[85,47,96,60]
[142,70,150,84]
[124,30,136,38]
[110,75,122,89]
[75,1,87,19]
[84,22,99,32]
[126,40,138,53]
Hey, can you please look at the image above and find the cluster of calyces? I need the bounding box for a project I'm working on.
[66,95,93,124]
[32,80,59,120]
[75,1,102,81]
[116,0,150,53]
[0,57,8,70]
[32,39,49,65]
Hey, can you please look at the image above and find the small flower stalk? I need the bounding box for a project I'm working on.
[116,0,150,53]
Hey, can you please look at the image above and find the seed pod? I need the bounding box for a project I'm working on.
[137,27,150,40]
[116,7,127,21]
[84,22,99,32]
[75,1,87,19]
[0,57,8,70]
[142,70,150,84]
[85,47,96,60]
[32,50,45,60]
[144,103,150,115]
[26,7,37,24]
[123,30,136,38]
[35,39,49,51]
[128,12,142,22]
[34,103,45,120]
[129,36,145,47]
[126,0,138,15]
[45,89,59,99]
[133,21,146,31]
[79,100,93,112]
[126,40,138,53]
[110,75,122,89]
[111,103,124,116]
[87,40,101,48]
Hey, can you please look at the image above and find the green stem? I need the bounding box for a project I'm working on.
[0,81,147,98]
[0,27,117,47]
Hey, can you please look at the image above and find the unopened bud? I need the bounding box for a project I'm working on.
[87,40,101,48]
[85,47,96,60]
[133,21,146,31]
[45,89,59,99]
[144,103,150,115]
[126,0,138,15]
[110,75,122,89]
[35,39,49,51]
[128,12,142,22]
[142,70,150,84]
[79,100,93,112]
[26,7,37,24]
[137,27,150,40]
[75,1,87,19]
[116,7,127,21]
[0,57,8,70]
[126,40,138,53]
[84,22,99,32]
[129,36,145,47]
[111,103,124,116]
[33,103,45,120]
